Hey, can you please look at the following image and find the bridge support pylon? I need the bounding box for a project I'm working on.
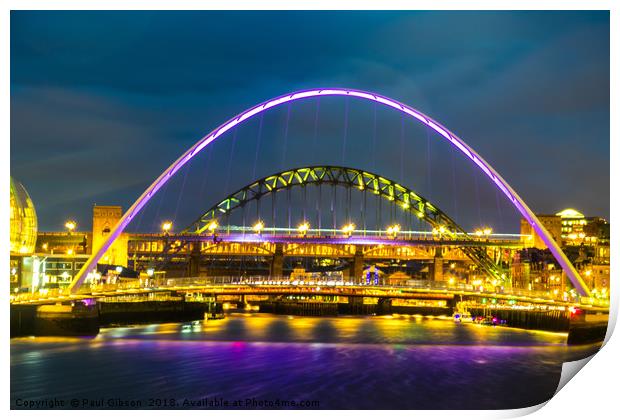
[350,248,364,282]
[432,247,444,282]
[271,243,284,278]
[187,242,202,277]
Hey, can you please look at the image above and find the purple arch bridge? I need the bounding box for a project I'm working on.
[68,88,590,297]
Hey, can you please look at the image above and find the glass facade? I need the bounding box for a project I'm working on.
[10,177,38,255]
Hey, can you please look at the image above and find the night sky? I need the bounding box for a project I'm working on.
[10,11,609,232]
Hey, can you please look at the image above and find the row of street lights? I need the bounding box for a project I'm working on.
[160,220,417,239]
[71,218,491,241]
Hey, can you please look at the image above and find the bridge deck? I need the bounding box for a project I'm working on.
[11,280,609,312]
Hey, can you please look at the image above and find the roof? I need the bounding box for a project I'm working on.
[555,208,585,219]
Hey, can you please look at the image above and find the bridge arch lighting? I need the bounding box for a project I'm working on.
[67,88,590,297]
[184,165,507,282]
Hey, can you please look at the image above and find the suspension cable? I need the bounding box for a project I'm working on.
[281,103,292,170]
[341,97,349,165]
[252,113,264,180]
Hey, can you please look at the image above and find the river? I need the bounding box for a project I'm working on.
[10,313,600,409]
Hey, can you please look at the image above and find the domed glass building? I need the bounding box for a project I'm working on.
[10,177,38,255]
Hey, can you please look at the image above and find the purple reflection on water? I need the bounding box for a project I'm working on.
[10,315,599,410]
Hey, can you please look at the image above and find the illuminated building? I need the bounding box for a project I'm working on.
[92,205,128,267]
[520,214,562,249]
[517,208,610,296]
[10,177,37,255]
[27,205,128,290]
[511,249,565,293]
[9,178,38,291]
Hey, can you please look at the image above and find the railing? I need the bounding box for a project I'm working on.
[11,275,609,309]
[159,276,593,304]
[128,230,523,246]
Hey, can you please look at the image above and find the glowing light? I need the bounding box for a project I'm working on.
[66,248,74,256]
[68,87,590,297]
[115,266,123,274]
[341,223,356,236]
[161,221,173,233]
[42,243,48,251]
[483,227,492,235]
[146,268,154,276]
[556,208,585,219]
[475,230,483,237]
[386,224,401,237]
[65,220,77,232]
[585,270,592,276]
[297,222,310,235]
[207,221,218,233]
[253,221,265,234]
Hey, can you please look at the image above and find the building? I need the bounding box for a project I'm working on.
[10,178,38,291]
[92,205,128,267]
[520,214,562,249]
[518,208,610,297]
[23,205,128,292]
[520,208,609,249]
[511,248,565,294]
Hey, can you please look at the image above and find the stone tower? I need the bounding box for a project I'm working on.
[92,205,128,267]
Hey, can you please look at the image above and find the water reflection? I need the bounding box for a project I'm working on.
[11,314,599,410]
[91,314,569,346]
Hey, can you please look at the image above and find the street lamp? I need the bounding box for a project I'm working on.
[386,224,400,238]
[161,221,173,234]
[341,223,355,237]
[253,221,265,234]
[297,222,310,236]
[65,220,77,234]
[483,227,493,236]
[207,220,218,234]
[432,226,446,237]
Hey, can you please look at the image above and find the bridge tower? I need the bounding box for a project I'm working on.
[92,205,127,268]
[187,242,202,277]
[271,243,284,277]
[431,247,444,282]
[350,247,364,282]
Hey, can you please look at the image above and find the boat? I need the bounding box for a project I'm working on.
[453,311,473,323]
[453,302,473,323]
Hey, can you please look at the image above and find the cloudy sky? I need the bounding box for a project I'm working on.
[10,11,609,231]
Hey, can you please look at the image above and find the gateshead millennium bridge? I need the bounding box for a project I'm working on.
[10,89,609,341]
